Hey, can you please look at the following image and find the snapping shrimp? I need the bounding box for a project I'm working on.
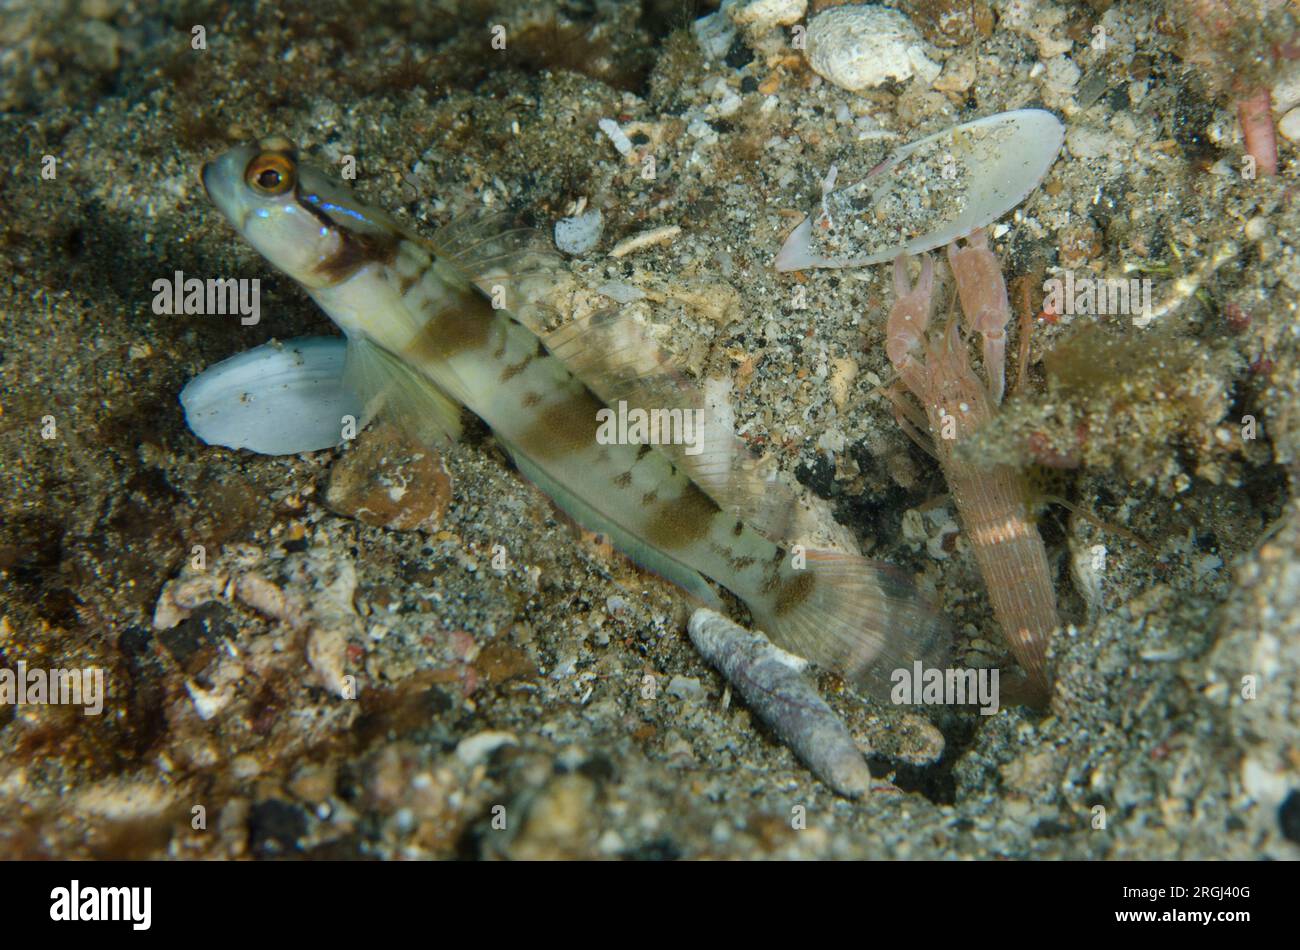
[885,228,1058,702]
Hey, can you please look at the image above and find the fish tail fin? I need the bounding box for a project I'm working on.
[747,549,952,701]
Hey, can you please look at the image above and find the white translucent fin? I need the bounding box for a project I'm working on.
[344,336,464,447]
[752,550,953,702]
[426,212,566,335]
[540,307,801,541]
[507,440,724,611]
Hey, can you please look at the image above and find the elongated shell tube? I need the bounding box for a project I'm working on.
[689,607,874,797]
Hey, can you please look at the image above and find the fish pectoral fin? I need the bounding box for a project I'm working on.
[344,335,465,446]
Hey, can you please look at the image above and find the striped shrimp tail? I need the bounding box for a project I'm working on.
[748,550,952,702]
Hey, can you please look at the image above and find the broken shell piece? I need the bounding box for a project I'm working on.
[775,110,1065,271]
[805,5,938,92]
[180,336,361,455]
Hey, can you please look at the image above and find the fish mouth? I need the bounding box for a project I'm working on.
[199,145,258,222]
[199,155,253,230]
[199,156,232,212]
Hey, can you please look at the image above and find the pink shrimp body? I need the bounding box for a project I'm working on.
[947,230,1011,404]
[886,231,1058,701]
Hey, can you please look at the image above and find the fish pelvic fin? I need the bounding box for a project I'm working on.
[344,335,465,446]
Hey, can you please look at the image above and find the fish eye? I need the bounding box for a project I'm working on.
[244,152,296,196]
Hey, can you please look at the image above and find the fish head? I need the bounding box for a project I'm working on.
[202,137,402,291]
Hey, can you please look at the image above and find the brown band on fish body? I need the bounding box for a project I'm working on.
[314,226,401,285]
[499,354,533,382]
[514,385,606,460]
[403,291,497,362]
[772,571,816,617]
[728,553,758,572]
[397,269,422,295]
[642,481,720,550]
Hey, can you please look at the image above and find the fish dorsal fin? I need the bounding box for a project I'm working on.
[344,336,464,447]
[425,211,566,336]
[540,306,801,541]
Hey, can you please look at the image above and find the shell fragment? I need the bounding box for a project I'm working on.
[180,336,360,455]
[775,110,1065,271]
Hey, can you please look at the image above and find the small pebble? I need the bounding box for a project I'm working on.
[609,225,681,258]
[595,281,645,304]
[692,10,736,60]
[555,208,604,256]
[326,423,452,532]
[727,0,807,31]
[667,675,704,701]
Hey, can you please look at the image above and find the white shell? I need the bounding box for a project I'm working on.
[775,110,1065,271]
[805,6,937,92]
[181,337,360,455]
